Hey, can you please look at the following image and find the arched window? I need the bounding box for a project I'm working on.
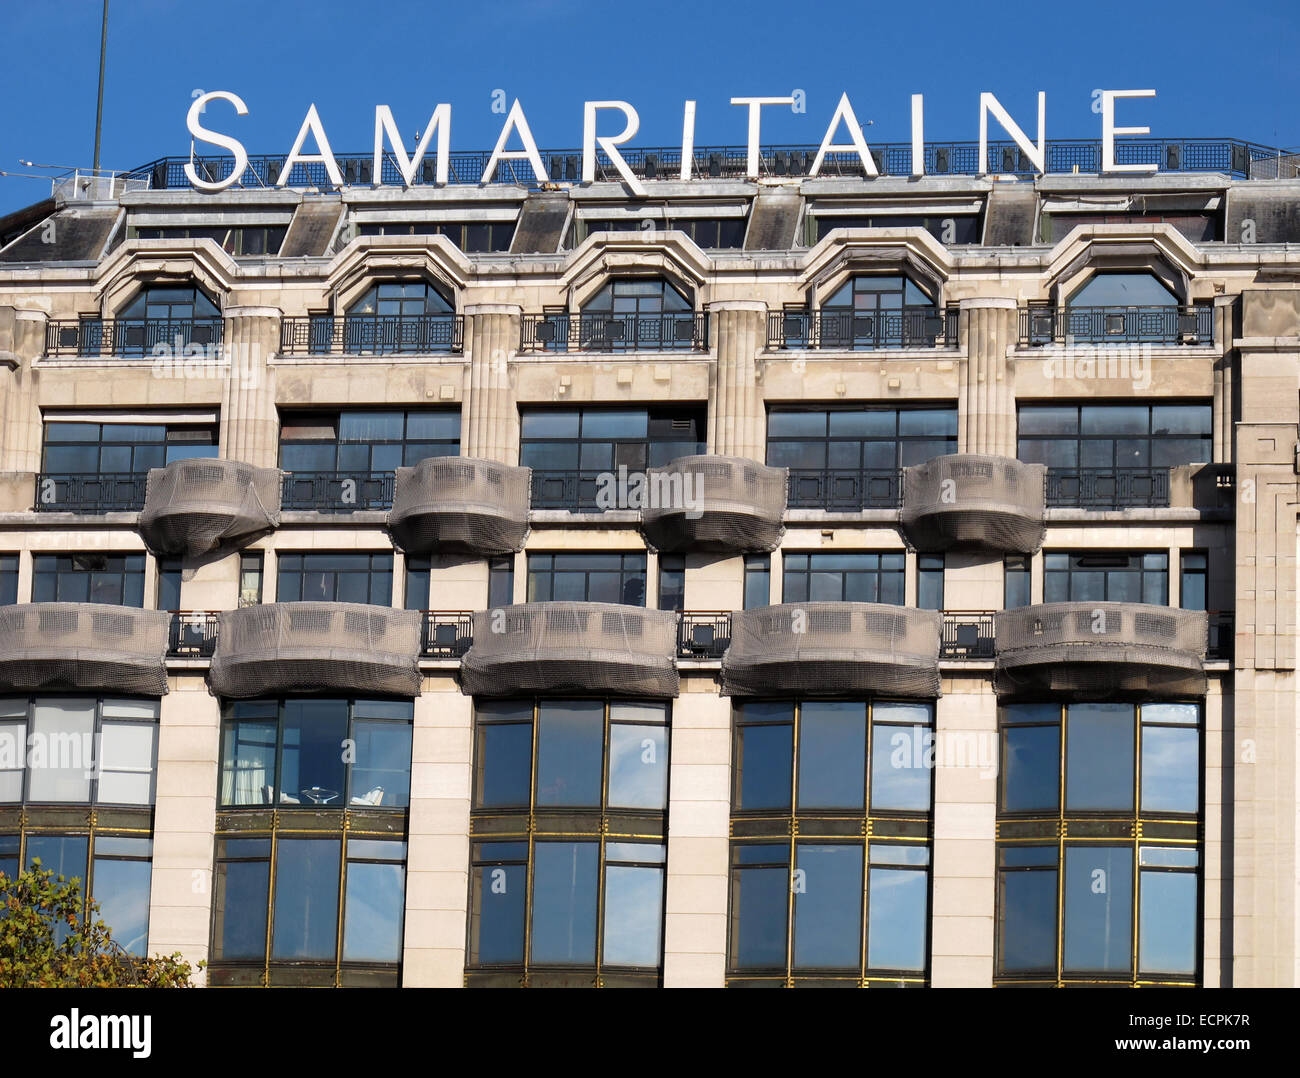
[107,284,221,356]
[559,277,699,352]
[337,281,456,354]
[780,274,949,350]
[1057,272,1197,344]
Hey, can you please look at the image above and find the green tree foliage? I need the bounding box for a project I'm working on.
[0,858,198,987]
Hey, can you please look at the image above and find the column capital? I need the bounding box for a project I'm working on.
[958,297,1018,311]
[223,305,283,319]
[707,300,768,314]
[463,303,522,317]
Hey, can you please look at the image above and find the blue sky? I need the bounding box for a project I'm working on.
[2,0,1298,214]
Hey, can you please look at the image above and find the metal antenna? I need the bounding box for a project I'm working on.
[92,0,109,173]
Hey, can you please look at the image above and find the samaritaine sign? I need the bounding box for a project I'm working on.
[185,89,1161,196]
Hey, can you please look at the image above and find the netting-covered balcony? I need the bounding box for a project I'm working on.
[387,456,530,555]
[995,602,1208,697]
[0,604,171,696]
[640,456,787,553]
[138,459,282,557]
[901,455,1046,554]
[459,602,679,697]
[720,603,942,698]
[208,603,423,699]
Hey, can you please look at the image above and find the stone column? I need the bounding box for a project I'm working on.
[0,307,47,510]
[1231,287,1299,988]
[958,298,1017,457]
[463,304,521,464]
[929,679,997,986]
[662,683,731,987]
[402,680,472,986]
[219,306,281,468]
[708,300,766,461]
[147,676,220,983]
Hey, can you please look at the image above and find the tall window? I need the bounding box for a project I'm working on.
[403,556,430,610]
[782,553,905,605]
[239,553,264,607]
[817,274,943,349]
[520,406,706,511]
[211,833,407,985]
[0,555,17,605]
[657,555,685,612]
[574,277,695,352]
[768,406,957,510]
[109,285,221,356]
[729,700,934,986]
[335,281,456,355]
[276,553,393,606]
[526,553,646,606]
[219,698,412,808]
[997,701,1200,986]
[1005,555,1031,609]
[279,409,460,511]
[1180,551,1207,611]
[32,554,146,607]
[488,556,514,608]
[469,699,670,985]
[918,555,944,611]
[157,557,183,611]
[1043,553,1168,605]
[743,555,770,610]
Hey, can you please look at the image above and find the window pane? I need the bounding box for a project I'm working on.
[535,701,603,807]
[1140,726,1199,813]
[1063,845,1133,973]
[471,861,526,964]
[735,721,792,811]
[1000,869,1058,972]
[215,858,268,960]
[530,842,598,964]
[1002,726,1060,812]
[220,719,277,806]
[793,844,862,969]
[867,866,928,971]
[797,701,865,811]
[1138,870,1197,976]
[272,839,340,960]
[343,860,405,962]
[477,722,533,808]
[280,699,348,806]
[27,834,88,881]
[92,856,152,957]
[602,863,664,967]
[607,724,668,810]
[871,724,931,811]
[350,720,412,808]
[96,721,157,804]
[27,699,95,802]
[732,865,789,968]
[1065,703,1133,811]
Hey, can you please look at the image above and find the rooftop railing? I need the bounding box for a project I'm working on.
[45,318,224,357]
[279,314,463,355]
[520,312,708,353]
[768,307,959,350]
[1018,305,1214,346]
[130,138,1292,190]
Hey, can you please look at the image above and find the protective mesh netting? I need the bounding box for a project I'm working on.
[209,602,422,698]
[0,603,171,695]
[995,602,1208,697]
[641,455,788,553]
[901,454,1046,554]
[138,459,281,557]
[388,456,531,555]
[459,602,679,697]
[721,602,942,698]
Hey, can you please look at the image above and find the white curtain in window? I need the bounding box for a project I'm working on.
[27,699,95,801]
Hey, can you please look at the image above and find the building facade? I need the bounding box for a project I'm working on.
[0,139,1296,987]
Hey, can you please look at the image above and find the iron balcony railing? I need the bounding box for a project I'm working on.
[45,318,224,358]
[422,611,474,658]
[279,314,464,355]
[1018,305,1214,346]
[131,137,1290,191]
[1207,611,1234,662]
[520,312,709,353]
[34,473,149,513]
[1045,468,1171,509]
[785,468,904,511]
[280,471,396,512]
[941,611,997,660]
[167,611,220,657]
[677,612,732,659]
[527,462,701,511]
[768,306,959,350]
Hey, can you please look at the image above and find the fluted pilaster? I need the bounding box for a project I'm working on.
[708,300,766,460]
[463,304,520,464]
[958,298,1017,457]
[219,306,280,468]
